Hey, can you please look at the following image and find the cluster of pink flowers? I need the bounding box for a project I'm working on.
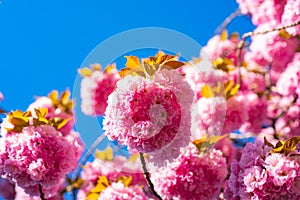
[152,143,227,200]
[98,182,150,200]
[225,140,300,199]
[77,149,146,199]
[276,53,300,98]
[236,0,286,26]
[79,64,120,116]
[103,68,194,166]
[0,123,83,198]
[0,90,84,199]
[281,0,300,35]
[247,24,299,77]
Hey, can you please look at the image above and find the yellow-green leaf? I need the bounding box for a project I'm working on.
[34,108,48,118]
[201,85,214,98]
[103,64,116,74]
[48,90,58,102]
[95,146,113,161]
[192,134,227,153]
[91,64,101,71]
[212,57,234,72]
[33,117,48,127]
[117,176,132,187]
[61,89,71,105]
[78,67,93,77]
[128,154,139,162]
[271,136,300,154]
[220,30,228,41]
[86,193,100,200]
[56,118,71,130]
[90,176,110,193]
[224,80,240,99]
[279,29,292,39]
[124,56,142,69]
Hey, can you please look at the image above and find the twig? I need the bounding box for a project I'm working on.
[215,9,242,35]
[139,152,162,200]
[39,184,46,200]
[236,20,300,86]
[269,95,298,139]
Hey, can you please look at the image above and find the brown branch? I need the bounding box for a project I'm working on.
[39,184,46,200]
[269,95,298,139]
[139,152,162,200]
[215,8,242,35]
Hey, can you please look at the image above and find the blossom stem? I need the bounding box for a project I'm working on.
[139,152,162,200]
[39,184,46,200]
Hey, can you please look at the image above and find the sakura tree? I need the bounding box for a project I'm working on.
[0,0,300,199]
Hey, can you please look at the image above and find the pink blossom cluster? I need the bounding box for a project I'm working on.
[236,0,286,25]
[266,95,300,138]
[152,143,227,200]
[276,53,300,98]
[281,0,300,35]
[77,154,146,199]
[79,64,120,116]
[0,123,83,198]
[14,184,64,200]
[225,140,300,199]
[98,182,150,200]
[203,33,243,66]
[191,96,226,138]
[247,25,298,77]
[103,69,194,166]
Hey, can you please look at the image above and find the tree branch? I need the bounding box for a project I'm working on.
[39,184,46,200]
[139,152,162,200]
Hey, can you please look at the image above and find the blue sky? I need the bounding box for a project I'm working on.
[0,0,255,198]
